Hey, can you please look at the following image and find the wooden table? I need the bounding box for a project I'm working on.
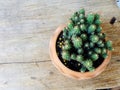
[0,0,120,90]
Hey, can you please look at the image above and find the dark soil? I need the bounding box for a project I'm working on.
[56,31,104,72]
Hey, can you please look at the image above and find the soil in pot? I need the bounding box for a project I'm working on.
[56,31,104,72]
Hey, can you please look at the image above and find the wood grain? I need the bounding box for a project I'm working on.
[0,0,120,90]
[0,60,119,90]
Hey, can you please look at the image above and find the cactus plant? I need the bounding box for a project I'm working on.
[59,9,113,72]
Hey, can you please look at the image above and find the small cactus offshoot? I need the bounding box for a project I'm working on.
[60,9,113,72]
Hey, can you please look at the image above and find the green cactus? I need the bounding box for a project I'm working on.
[101,48,108,58]
[77,48,84,54]
[96,26,102,33]
[64,40,71,48]
[79,59,95,71]
[91,53,99,61]
[72,37,82,49]
[89,42,95,48]
[102,53,108,58]
[94,13,101,25]
[98,43,105,48]
[105,40,113,50]
[97,40,103,46]
[94,48,101,54]
[63,44,71,50]
[101,48,107,54]
[84,60,95,71]
[84,59,93,68]
[88,24,96,34]
[71,35,77,41]
[63,27,69,39]
[87,13,95,24]
[84,42,89,49]
[76,55,84,62]
[71,53,76,60]
[79,8,85,15]
[80,24,86,32]
[74,16,79,22]
[64,40,70,44]
[67,21,73,29]
[90,35,99,43]
[95,13,100,19]
[62,51,70,61]
[80,65,86,72]
[80,19,85,24]
[77,22,81,25]
[60,8,113,72]
[88,51,93,56]
[79,14,85,19]
[80,33,87,41]
[95,19,101,25]
[73,26,81,35]
[98,33,106,39]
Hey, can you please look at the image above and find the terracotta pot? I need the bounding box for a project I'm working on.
[49,24,111,80]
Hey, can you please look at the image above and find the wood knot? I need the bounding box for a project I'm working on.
[49,71,54,75]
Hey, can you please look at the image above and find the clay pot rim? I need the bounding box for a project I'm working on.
[49,24,111,80]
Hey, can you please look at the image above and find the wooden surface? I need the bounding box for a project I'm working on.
[0,0,120,90]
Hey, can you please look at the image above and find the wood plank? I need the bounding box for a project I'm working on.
[0,0,120,89]
[0,58,119,90]
[0,0,120,63]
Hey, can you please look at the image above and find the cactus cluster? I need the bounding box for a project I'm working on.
[61,9,113,72]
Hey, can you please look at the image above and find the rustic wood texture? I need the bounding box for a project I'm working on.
[0,0,120,90]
